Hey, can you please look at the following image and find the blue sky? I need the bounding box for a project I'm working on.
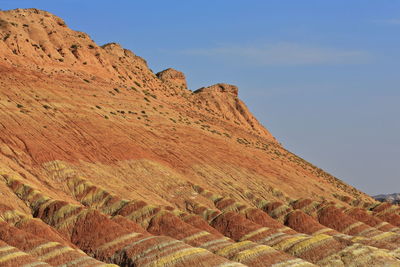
[2,1,399,195]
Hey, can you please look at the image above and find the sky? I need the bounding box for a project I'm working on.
[1,1,399,195]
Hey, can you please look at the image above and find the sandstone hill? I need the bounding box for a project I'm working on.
[0,8,399,267]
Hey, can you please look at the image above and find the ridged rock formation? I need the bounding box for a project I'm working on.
[0,8,399,267]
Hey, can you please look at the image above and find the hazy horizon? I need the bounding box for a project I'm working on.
[2,1,399,195]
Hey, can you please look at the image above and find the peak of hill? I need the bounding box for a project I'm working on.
[156,68,188,90]
[1,8,400,266]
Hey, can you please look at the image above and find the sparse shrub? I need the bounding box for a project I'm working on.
[3,33,10,41]
[42,105,51,110]
[16,104,23,108]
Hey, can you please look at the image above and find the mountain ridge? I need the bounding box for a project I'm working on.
[374,193,400,204]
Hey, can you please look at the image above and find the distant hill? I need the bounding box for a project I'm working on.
[374,193,400,204]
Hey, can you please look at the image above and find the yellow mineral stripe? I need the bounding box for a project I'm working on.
[54,204,81,219]
[333,233,352,239]
[271,258,304,267]
[28,242,59,254]
[0,246,15,253]
[215,263,246,267]
[0,251,27,263]
[144,247,207,267]
[126,205,158,221]
[181,231,210,242]
[39,246,74,261]
[232,245,274,262]
[55,211,81,229]
[315,244,356,266]
[104,200,129,215]
[345,244,370,257]
[0,210,25,223]
[134,243,192,266]
[200,238,231,250]
[357,228,377,236]
[312,228,333,235]
[55,256,93,267]
[216,241,253,257]
[288,261,316,267]
[372,231,396,240]
[273,235,309,251]
[122,236,159,251]
[341,222,364,234]
[288,234,332,255]
[239,227,270,241]
[375,222,389,229]
[97,232,141,251]
[258,232,287,244]
[22,262,51,267]
[350,236,366,242]
[131,240,183,262]
[277,226,292,232]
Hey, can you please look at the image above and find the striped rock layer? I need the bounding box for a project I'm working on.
[1,172,399,266]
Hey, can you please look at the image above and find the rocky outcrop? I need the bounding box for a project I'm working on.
[157,68,188,89]
[193,83,275,139]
